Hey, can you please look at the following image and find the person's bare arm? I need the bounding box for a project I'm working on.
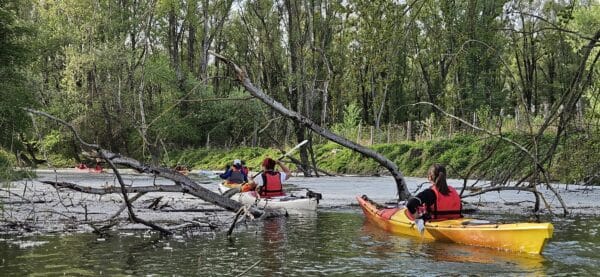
[278,160,291,180]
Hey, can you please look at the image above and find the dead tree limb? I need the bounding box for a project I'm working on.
[410,102,569,215]
[101,150,258,215]
[462,185,552,214]
[101,149,172,235]
[25,108,265,233]
[42,181,188,195]
[210,51,411,201]
[307,135,321,177]
[453,137,502,196]
[25,108,258,214]
[236,260,262,277]
[112,192,146,219]
[227,208,244,237]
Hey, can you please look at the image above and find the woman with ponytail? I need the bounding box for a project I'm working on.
[252,157,291,198]
[406,164,462,221]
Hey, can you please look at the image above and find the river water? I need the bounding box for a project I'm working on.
[0,173,599,276]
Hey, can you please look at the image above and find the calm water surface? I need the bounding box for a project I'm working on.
[0,174,598,276]
[1,212,598,276]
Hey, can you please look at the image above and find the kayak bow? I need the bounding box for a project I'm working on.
[357,195,553,254]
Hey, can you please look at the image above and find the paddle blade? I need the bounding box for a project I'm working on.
[415,219,425,235]
[278,140,309,160]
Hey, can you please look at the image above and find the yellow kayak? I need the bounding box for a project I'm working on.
[220,181,243,189]
[357,195,553,254]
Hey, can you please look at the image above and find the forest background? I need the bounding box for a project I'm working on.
[1,0,599,187]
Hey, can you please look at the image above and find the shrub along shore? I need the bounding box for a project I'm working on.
[1,133,597,185]
[171,134,598,185]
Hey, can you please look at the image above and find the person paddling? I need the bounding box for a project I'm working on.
[252,157,291,198]
[406,164,462,222]
[219,159,248,185]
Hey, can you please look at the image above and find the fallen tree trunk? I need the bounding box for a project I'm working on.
[99,150,250,214]
[210,52,411,201]
[42,181,186,195]
[25,108,264,234]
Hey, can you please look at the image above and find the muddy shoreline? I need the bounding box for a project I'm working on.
[1,169,598,236]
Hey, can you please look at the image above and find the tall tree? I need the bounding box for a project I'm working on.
[0,0,35,159]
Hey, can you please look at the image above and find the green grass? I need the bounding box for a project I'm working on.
[168,133,599,185]
[5,131,598,185]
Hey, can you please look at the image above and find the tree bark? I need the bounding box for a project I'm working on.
[211,52,411,201]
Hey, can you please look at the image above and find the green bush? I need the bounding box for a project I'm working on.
[0,149,33,181]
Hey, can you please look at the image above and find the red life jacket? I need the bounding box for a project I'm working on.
[260,171,285,198]
[430,185,462,220]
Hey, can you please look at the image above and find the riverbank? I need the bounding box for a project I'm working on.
[4,133,596,186]
[171,134,599,185]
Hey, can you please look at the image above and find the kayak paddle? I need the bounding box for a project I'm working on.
[251,139,309,178]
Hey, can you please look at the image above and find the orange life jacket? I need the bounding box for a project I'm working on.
[260,171,285,198]
[430,185,462,220]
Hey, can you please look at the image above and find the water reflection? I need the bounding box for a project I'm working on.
[261,217,286,276]
[0,212,599,276]
[359,216,547,275]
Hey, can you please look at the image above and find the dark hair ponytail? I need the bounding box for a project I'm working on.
[429,164,449,195]
[262,158,276,171]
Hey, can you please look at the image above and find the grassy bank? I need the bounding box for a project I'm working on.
[11,133,597,185]
[171,135,484,177]
[170,134,598,185]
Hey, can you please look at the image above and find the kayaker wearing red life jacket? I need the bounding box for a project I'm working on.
[252,157,291,198]
[219,159,248,184]
[406,164,462,221]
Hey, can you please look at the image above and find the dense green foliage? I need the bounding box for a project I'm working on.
[0,0,598,184]
[0,149,32,181]
[163,134,597,185]
[0,0,36,177]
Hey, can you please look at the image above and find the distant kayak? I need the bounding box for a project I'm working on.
[75,164,105,174]
[174,165,189,175]
[357,195,553,254]
[218,183,321,215]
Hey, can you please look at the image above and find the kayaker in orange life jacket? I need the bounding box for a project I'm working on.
[252,157,291,198]
[406,164,462,222]
[219,159,248,184]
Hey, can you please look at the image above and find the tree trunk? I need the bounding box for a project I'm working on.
[285,0,311,177]
[212,53,412,201]
[199,0,210,83]
[188,24,196,74]
[168,9,183,89]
